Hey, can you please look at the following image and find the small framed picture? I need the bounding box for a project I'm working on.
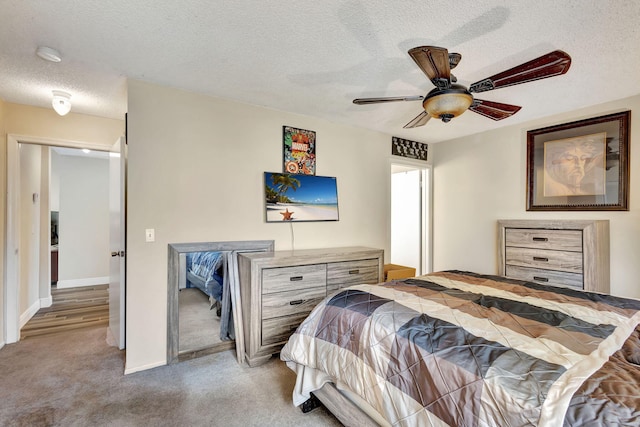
[392,137,428,161]
[526,111,630,211]
[283,126,316,175]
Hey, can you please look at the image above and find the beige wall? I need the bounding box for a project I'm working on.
[126,80,392,372]
[4,102,123,147]
[432,95,640,299]
[0,101,125,346]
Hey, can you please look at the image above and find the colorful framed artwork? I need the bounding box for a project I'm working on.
[526,111,630,211]
[283,126,316,175]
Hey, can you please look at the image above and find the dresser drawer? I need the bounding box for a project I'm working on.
[505,265,583,289]
[327,259,379,291]
[498,220,609,295]
[239,247,385,367]
[261,312,311,346]
[505,228,582,251]
[262,264,327,294]
[261,286,326,320]
[505,247,582,273]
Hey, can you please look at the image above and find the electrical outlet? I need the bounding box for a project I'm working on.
[145,228,155,242]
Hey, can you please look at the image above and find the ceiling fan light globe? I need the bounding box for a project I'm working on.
[423,85,473,122]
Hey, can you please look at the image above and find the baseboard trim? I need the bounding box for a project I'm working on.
[40,295,53,308]
[124,360,166,375]
[20,300,41,329]
[56,276,109,289]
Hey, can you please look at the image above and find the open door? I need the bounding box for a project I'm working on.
[109,136,126,349]
[390,161,431,276]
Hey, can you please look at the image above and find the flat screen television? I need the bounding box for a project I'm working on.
[264,172,339,222]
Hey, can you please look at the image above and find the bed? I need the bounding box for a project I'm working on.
[280,270,640,426]
[185,251,224,314]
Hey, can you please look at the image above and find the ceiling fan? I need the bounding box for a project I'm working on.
[353,46,571,128]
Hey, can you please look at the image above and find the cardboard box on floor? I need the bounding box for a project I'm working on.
[384,264,416,281]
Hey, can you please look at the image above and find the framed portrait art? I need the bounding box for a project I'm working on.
[526,111,630,211]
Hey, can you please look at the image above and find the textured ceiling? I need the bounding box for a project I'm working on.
[1,1,639,144]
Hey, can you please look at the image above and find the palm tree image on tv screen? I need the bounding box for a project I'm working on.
[264,172,339,222]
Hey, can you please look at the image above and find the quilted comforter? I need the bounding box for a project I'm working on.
[280,271,640,426]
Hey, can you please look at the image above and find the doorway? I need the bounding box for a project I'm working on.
[4,135,121,344]
[390,160,431,276]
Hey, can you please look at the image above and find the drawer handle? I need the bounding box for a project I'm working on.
[348,269,360,275]
[533,257,549,262]
[532,237,548,242]
[289,276,303,281]
[533,276,549,282]
[289,300,304,305]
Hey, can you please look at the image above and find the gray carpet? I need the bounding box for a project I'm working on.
[0,326,341,426]
[179,288,222,351]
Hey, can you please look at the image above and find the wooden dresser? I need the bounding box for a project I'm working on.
[498,220,609,293]
[238,246,384,366]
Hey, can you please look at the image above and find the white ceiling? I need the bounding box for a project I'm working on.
[2,1,639,144]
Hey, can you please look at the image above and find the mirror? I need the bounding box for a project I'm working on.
[179,250,227,352]
[167,240,274,364]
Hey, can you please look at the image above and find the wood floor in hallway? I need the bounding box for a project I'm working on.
[20,284,109,339]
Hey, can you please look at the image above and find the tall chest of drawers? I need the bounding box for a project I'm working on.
[498,220,610,293]
[238,246,384,366]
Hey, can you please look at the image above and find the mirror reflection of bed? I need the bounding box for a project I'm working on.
[179,251,227,352]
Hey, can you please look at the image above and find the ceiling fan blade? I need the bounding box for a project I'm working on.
[403,111,431,128]
[408,46,452,89]
[469,99,522,120]
[353,95,424,105]
[469,50,572,93]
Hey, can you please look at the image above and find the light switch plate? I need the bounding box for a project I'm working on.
[145,228,155,242]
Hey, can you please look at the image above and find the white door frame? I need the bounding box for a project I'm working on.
[389,158,433,275]
[4,134,112,343]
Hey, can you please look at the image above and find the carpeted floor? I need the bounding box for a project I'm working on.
[179,288,222,351]
[0,325,341,426]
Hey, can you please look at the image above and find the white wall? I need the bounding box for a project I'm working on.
[50,150,60,212]
[19,144,42,316]
[391,169,421,271]
[432,95,640,299]
[56,155,110,285]
[0,99,6,345]
[38,147,52,307]
[126,80,393,373]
